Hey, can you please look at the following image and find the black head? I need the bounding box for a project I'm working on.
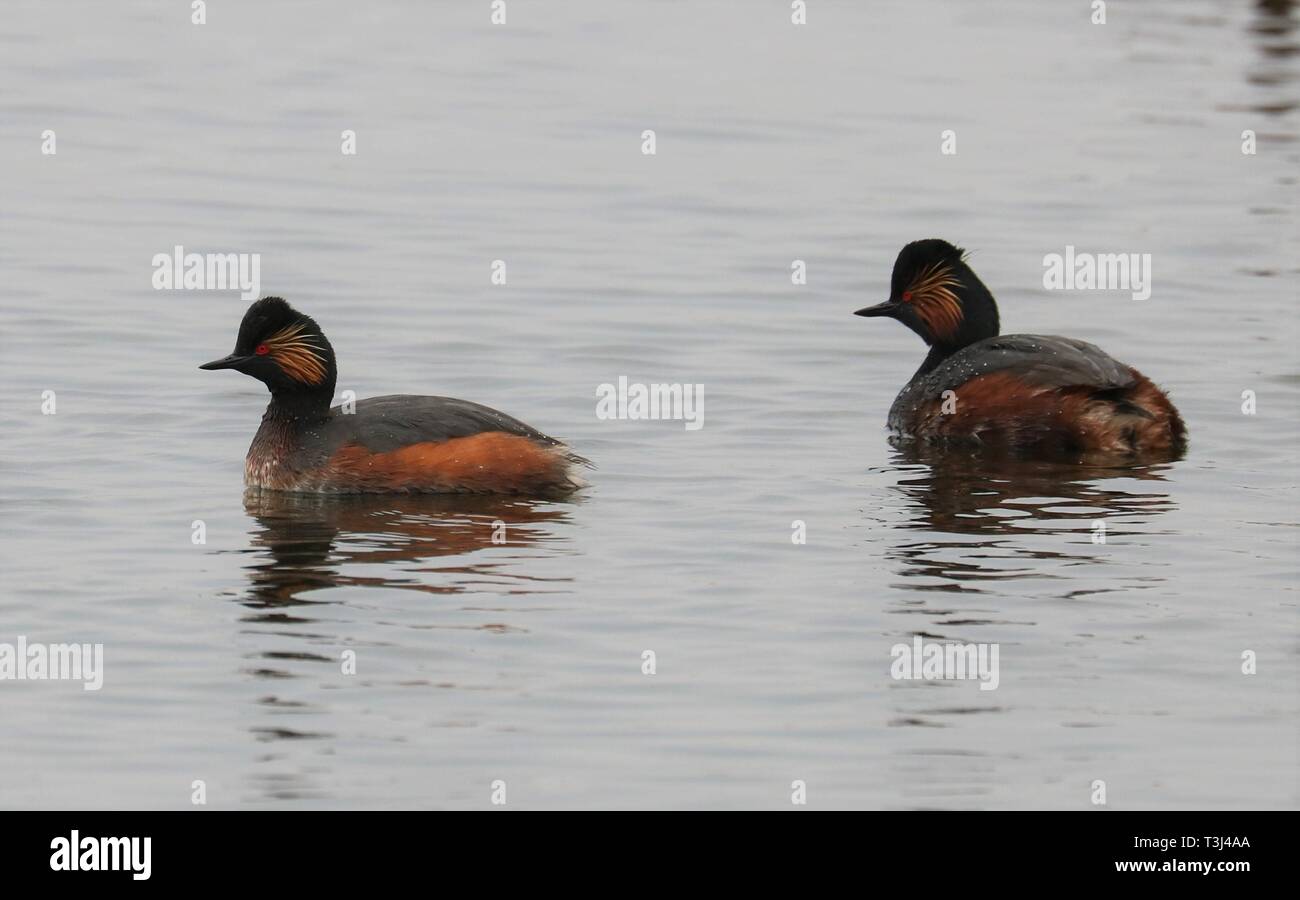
[854,239,1000,352]
[200,297,337,396]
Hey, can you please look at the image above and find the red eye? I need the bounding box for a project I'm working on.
[254,344,270,356]
[902,291,913,302]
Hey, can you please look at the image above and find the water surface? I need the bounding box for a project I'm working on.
[1,0,1296,809]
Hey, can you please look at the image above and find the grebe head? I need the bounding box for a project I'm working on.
[855,239,1000,351]
[200,297,337,396]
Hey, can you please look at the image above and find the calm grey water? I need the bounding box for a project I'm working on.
[2,0,1296,809]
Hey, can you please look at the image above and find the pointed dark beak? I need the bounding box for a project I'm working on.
[854,300,899,318]
[199,353,247,371]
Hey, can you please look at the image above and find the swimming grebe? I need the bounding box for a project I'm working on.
[855,240,1186,456]
[201,297,586,494]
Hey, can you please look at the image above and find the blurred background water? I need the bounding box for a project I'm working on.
[1,0,1296,809]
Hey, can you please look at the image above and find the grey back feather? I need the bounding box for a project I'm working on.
[919,334,1135,397]
[323,395,564,452]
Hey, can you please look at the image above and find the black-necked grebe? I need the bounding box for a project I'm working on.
[201,297,586,494]
[855,240,1186,456]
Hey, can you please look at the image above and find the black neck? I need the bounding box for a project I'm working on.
[914,345,952,378]
[264,388,333,424]
[913,320,1000,378]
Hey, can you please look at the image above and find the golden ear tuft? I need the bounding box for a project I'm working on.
[907,261,964,342]
[265,321,328,385]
